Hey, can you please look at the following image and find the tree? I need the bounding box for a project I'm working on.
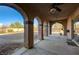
[15,22,23,28]
[9,22,24,32]
[10,22,23,28]
[10,23,15,28]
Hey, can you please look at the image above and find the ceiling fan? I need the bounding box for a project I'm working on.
[49,3,63,14]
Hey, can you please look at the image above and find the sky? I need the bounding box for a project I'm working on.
[33,18,38,26]
[0,5,38,26]
[0,6,24,26]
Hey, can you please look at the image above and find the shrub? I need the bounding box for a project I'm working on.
[8,29,13,32]
[0,31,5,33]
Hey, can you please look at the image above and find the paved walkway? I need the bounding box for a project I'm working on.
[21,35,79,55]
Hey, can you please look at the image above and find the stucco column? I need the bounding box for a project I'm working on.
[63,24,67,36]
[71,20,74,39]
[64,27,67,36]
[50,23,52,35]
[38,23,44,40]
[44,23,48,37]
[24,20,33,49]
[67,17,74,39]
[48,23,50,35]
[48,23,52,35]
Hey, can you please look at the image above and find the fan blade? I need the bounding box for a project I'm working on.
[54,7,61,12]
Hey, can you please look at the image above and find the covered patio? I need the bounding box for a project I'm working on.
[12,35,79,55]
[0,3,79,55]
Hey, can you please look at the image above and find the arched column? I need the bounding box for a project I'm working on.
[24,17,34,49]
[38,22,44,40]
[63,25,67,36]
[48,22,52,35]
[48,23,50,35]
[71,20,75,39]
[62,21,67,36]
[43,22,48,37]
[67,17,74,39]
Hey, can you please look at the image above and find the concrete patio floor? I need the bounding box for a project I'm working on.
[13,35,79,55]
[23,36,79,55]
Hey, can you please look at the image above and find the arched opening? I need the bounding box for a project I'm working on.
[33,17,40,44]
[72,19,79,42]
[74,22,79,35]
[52,22,64,35]
[0,4,25,54]
[73,21,79,40]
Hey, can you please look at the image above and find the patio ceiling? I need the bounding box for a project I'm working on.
[17,3,79,21]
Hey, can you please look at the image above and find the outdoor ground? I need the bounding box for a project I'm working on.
[0,32,39,55]
[0,33,23,55]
